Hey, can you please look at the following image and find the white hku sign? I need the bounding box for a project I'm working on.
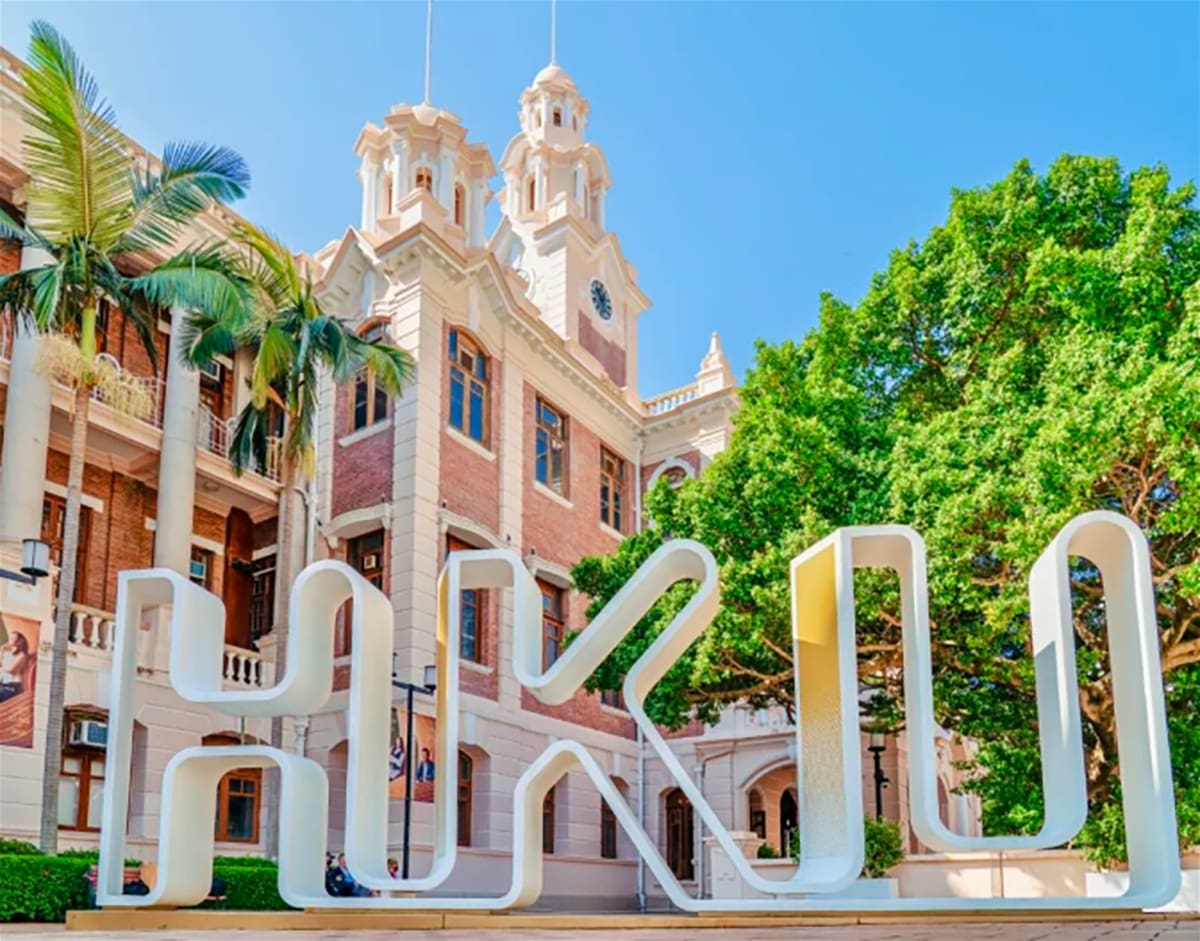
[96,511,1179,912]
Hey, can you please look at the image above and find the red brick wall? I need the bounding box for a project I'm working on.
[438,323,500,534]
[0,239,20,275]
[519,380,634,738]
[578,314,626,388]
[330,381,395,519]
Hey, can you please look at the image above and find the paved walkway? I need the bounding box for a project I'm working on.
[3,921,1195,941]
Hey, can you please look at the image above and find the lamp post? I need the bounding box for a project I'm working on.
[392,660,437,878]
[0,539,50,586]
[868,731,890,819]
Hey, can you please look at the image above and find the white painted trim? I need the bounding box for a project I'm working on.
[252,545,278,562]
[142,518,224,556]
[599,522,624,542]
[461,659,495,676]
[446,426,496,462]
[44,481,104,513]
[524,554,571,589]
[323,504,392,546]
[532,480,572,510]
[338,417,392,448]
[439,509,503,550]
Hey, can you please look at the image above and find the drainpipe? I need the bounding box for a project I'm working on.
[636,723,646,912]
[634,437,644,533]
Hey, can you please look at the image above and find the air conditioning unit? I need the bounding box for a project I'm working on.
[68,718,108,749]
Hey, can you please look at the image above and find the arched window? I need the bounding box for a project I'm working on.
[381,174,393,215]
[416,166,433,193]
[454,183,466,227]
[552,106,562,127]
[780,788,798,856]
[447,328,490,445]
[457,750,473,846]
[748,789,766,841]
[526,176,537,212]
[351,321,390,431]
[535,110,542,128]
[572,115,578,131]
[665,788,694,880]
[204,733,261,843]
[663,466,689,489]
[542,786,556,855]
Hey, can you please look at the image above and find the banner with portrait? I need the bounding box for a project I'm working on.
[0,613,41,748]
[388,708,437,803]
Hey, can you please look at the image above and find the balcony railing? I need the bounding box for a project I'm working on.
[223,645,271,688]
[197,406,282,482]
[645,383,699,416]
[90,369,165,429]
[68,604,115,652]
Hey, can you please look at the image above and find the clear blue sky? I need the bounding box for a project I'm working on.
[2,2,1197,396]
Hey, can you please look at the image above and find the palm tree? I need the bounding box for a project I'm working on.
[181,221,413,857]
[0,22,249,853]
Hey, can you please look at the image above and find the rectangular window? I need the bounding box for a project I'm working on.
[351,323,390,431]
[339,530,385,657]
[457,751,473,847]
[600,688,624,710]
[249,558,275,643]
[540,580,565,671]
[59,749,105,831]
[41,495,91,605]
[599,447,626,533]
[535,398,568,496]
[448,329,489,446]
[448,536,486,663]
[217,772,260,842]
[542,788,556,855]
[189,547,213,590]
[601,802,618,859]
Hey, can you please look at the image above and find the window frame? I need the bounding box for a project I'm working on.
[41,494,91,605]
[457,750,473,847]
[189,546,214,590]
[339,530,385,657]
[416,166,433,193]
[351,322,391,432]
[454,183,466,227]
[204,734,262,844]
[600,799,618,859]
[539,580,565,671]
[58,745,105,832]
[542,787,556,855]
[599,447,626,533]
[448,328,490,447]
[534,397,569,497]
[447,535,486,664]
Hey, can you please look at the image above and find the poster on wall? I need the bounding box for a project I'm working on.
[0,613,41,748]
[388,708,437,803]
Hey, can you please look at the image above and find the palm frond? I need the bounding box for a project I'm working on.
[228,404,268,477]
[346,333,414,396]
[236,221,301,309]
[127,245,249,328]
[251,322,297,408]
[22,21,131,247]
[0,207,55,254]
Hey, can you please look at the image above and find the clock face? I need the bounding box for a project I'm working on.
[590,279,613,320]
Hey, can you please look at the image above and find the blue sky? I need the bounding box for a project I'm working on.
[2,2,1197,396]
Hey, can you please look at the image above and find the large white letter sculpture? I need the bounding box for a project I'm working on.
[97,511,1179,911]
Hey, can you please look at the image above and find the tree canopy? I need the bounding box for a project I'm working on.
[572,155,1200,862]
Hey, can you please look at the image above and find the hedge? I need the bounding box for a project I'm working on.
[0,855,292,921]
[0,856,91,922]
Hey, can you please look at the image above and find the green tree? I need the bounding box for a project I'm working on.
[0,22,249,853]
[573,156,1200,857]
[181,222,413,857]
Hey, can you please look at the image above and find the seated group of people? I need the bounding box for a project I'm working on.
[324,852,401,897]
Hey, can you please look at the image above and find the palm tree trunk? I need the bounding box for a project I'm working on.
[38,382,91,853]
[263,457,295,859]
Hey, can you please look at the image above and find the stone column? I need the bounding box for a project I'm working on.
[0,245,54,548]
[152,317,200,574]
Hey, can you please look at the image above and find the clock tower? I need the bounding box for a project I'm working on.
[493,62,648,397]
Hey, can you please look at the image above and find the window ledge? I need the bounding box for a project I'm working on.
[339,418,392,448]
[533,480,573,509]
[462,659,495,675]
[598,702,630,718]
[446,425,496,462]
[599,522,624,542]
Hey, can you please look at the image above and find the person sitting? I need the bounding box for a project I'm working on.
[336,852,372,898]
[324,854,348,897]
[386,857,399,879]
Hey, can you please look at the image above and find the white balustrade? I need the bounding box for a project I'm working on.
[222,644,270,687]
[646,383,700,416]
[198,406,282,482]
[69,604,115,652]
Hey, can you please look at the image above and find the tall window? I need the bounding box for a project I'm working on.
[205,734,261,843]
[454,184,466,227]
[339,530,384,657]
[249,558,275,642]
[552,106,562,127]
[540,581,565,671]
[542,787,556,855]
[95,298,112,354]
[526,177,536,212]
[41,495,91,604]
[665,788,694,880]
[600,799,618,859]
[457,750,473,846]
[748,789,766,841]
[416,167,433,192]
[448,536,485,663]
[780,788,798,856]
[599,447,626,532]
[352,322,390,431]
[381,175,393,215]
[189,547,213,589]
[534,398,568,496]
[448,329,489,445]
[59,712,106,832]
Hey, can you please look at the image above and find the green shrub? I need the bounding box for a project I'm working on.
[0,839,41,856]
[55,848,141,865]
[209,862,292,911]
[0,855,90,922]
[756,843,779,859]
[212,855,278,868]
[789,816,905,878]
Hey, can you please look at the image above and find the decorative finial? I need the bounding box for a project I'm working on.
[424,0,434,105]
[550,0,557,65]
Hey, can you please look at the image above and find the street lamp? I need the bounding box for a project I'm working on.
[392,660,437,878]
[867,731,890,819]
[0,538,50,586]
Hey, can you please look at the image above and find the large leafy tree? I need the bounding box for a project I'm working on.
[573,155,1200,860]
[0,22,249,853]
[181,221,413,857]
